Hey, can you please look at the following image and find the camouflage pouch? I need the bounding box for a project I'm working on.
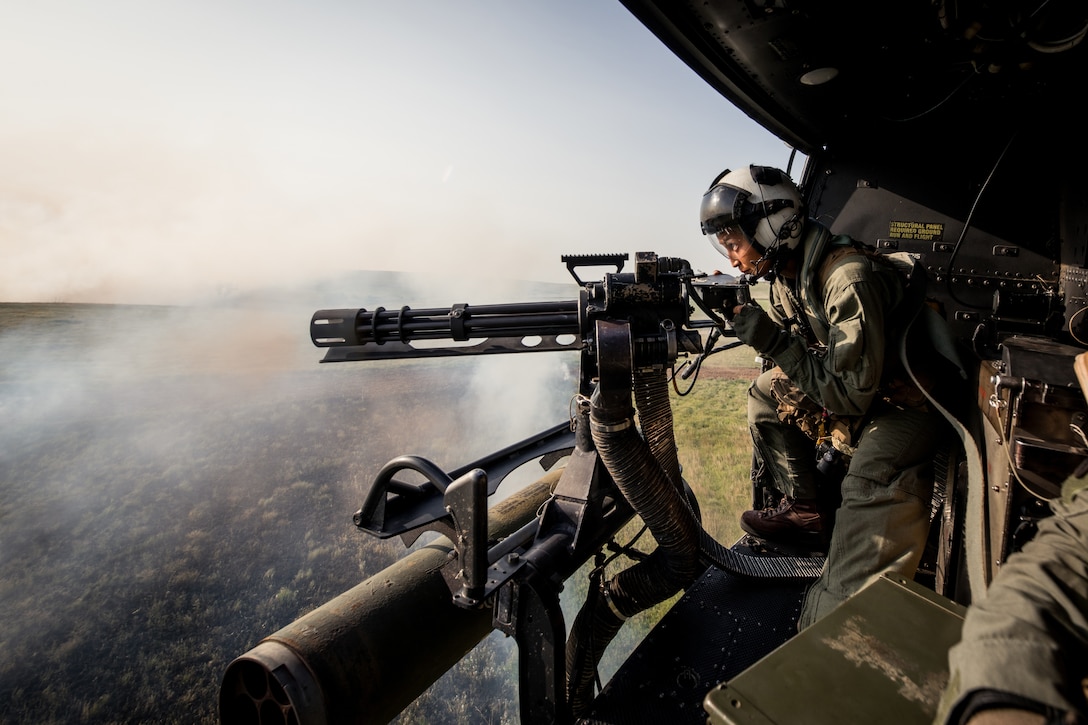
[769,369,824,440]
[769,368,856,457]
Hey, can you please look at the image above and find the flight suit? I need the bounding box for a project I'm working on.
[935,473,1088,723]
[735,220,953,628]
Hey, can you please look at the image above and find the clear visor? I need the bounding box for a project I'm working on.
[707,227,748,261]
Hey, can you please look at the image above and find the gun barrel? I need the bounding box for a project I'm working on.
[220,474,557,725]
[311,300,580,347]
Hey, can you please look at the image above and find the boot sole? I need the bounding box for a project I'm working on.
[739,520,825,548]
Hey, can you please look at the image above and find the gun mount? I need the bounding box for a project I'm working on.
[220,252,823,724]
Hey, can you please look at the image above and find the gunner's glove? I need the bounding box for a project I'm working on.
[732,304,786,356]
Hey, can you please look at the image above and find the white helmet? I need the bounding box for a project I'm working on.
[699,165,804,261]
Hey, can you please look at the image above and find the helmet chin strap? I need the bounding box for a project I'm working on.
[751,240,784,282]
[755,213,803,282]
[746,253,776,283]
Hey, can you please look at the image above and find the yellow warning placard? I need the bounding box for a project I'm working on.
[888,221,944,241]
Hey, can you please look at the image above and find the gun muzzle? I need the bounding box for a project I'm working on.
[219,475,557,725]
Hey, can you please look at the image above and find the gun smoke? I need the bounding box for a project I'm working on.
[0,276,576,723]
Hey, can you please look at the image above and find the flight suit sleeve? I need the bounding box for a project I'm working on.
[935,476,1088,723]
[767,258,889,417]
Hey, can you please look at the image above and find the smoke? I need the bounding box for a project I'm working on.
[0,129,367,305]
[0,122,596,307]
[0,266,581,721]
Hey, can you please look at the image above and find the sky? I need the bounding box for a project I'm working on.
[0,0,794,305]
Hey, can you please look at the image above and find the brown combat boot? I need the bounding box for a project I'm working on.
[739,497,823,543]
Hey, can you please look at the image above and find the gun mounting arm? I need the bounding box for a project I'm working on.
[352,421,576,545]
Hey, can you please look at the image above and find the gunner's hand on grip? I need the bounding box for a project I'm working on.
[732,304,784,355]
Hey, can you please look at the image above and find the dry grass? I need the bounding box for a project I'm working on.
[672,376,757,546]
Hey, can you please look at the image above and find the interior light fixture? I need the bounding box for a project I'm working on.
[799,67,839,85]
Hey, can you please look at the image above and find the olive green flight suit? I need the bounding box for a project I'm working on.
[935,473,1088,723]
[746,221,952,628]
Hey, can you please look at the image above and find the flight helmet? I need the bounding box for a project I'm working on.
[700,165,804,269]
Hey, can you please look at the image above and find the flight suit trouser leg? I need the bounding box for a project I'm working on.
[798,404,939,629]
[747,367,820,501]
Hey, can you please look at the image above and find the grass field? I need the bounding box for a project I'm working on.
[0,298,757,724]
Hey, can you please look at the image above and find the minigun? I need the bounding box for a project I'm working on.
[310,252,749,393]
[220,252,817,725]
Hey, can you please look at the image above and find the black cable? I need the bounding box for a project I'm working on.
[945,130,1019,310]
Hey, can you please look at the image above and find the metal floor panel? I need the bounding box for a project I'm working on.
[582,561,812,724]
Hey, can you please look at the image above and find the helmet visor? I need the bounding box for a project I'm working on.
[699,183,749,236]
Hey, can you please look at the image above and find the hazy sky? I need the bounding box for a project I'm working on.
[1,0,793,304]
